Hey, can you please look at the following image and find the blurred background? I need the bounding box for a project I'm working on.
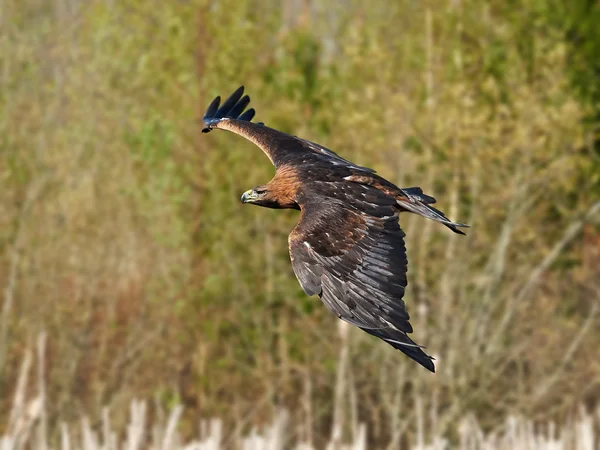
[2,0,600,448]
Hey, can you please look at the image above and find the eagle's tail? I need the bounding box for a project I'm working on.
[362,327,435,372]
[398,189,469,235]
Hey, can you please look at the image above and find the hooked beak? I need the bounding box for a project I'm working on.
[241,189,259,203]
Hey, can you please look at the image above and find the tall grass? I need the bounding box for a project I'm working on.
[2,335,598,450]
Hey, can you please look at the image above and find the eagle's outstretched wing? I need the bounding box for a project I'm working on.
[201,86,374,172]
[288,184,435,372]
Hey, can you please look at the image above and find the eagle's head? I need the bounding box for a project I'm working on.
[241,186,280,209]
[241,185,300,210]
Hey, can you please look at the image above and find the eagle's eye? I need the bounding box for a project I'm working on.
[254,188,266,195]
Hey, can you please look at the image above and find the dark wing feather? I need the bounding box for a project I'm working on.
[295,138,375,172]
[289,188,435,372]
[204,95,221,119]
[202,86,375,171]
[202,86,252,132]
[226,95,251,118]
[215,86,245,117]
[238,108,256,122]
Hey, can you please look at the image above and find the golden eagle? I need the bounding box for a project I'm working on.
[202,86,468,372]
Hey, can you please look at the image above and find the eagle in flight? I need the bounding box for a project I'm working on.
[202,86,468,372]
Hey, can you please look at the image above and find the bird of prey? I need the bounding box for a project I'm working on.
[202,86,468,372]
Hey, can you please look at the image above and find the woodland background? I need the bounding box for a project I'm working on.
[2,0,600,448]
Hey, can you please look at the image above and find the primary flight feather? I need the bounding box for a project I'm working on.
[202,86,468,372]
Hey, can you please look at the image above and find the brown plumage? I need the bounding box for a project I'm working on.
[202,86,469,372]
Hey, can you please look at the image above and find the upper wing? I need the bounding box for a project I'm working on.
[202,86,374,172]
[288,186,435,372]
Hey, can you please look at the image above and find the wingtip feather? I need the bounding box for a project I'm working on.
[238,108,256,122]
[202,86,259,132]
[364,327,436,372]
[203,95,221,120]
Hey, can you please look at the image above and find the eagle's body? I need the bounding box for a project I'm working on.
[202,87,468,372]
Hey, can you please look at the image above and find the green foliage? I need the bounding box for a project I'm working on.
[1,0,599,447]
